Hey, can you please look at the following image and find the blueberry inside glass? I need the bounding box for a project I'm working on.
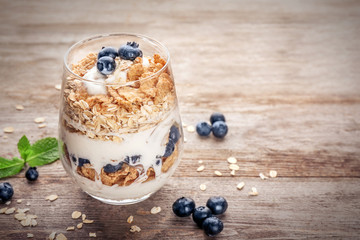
[59,33,184,205]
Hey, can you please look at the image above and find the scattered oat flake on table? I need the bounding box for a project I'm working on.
[5,207,16,214]
[55,233,67,240]
[198,160,203,164]
[182,122,187,128]
[55,84,61,90]
[249,187,259,196]
[46,195,58,202]
[71,211,82,219]
[259,173,268,180]
[150,206,161,214]
[3,135,8,139]
[229,164,240,171]
[0,207,8,214]
[16,105,24,110]
[17,208,30,213]
[38,124,47,128]
[30,219,37,226]
[269,170,278,178]
[5,200,11,205]
[237,182,245,190]
[230,169,236,176]
[197,165,205,172]
[48,232,56,240]
[83,219,94,224]
[82,213,86,221]
[27,233,34,238]
[214,170,222,176]
[66,226,75,231]
[26,202,31,206]
[184,137,187,143]
[77,223,83,229]
[186,125,195,133]
[34,117,45,123]
[130,225,141,233]
[227,157,237,164]
[14,213,27,220]
[17,199,23,203]
[127,215,134,224]
[200,184,207,191]
[20,218,31,227]
[89,232,97,237]
[3,127,14,133]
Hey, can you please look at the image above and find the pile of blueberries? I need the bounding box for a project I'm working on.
[196,113,228,138]
[172,196,228,237]
[96,42,143,75]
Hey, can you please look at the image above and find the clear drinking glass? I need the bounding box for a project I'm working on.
[58,33,183,205]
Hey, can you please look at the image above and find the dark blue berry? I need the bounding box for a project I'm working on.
[192,206,212,228]
[212,121,228,138]
[172,197,196,217]
[103,162,124,173]
[97,56,116,75]
[118,42,143,61]
[25,167,38,181]
[78,158,90,167]
[196,122,212,137]
[131,155,141,164]
[206,196,228,215]
[163,139,175,157]
[98,46,119,59]
[124,156,130,164]
[202,216,224,236]
[169,125,180,143]
[71,155,77,163]
[155,159,161,166]
[0,182,14,202]
[210,113,226,124]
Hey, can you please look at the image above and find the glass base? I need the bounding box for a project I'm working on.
[86,192,153,205]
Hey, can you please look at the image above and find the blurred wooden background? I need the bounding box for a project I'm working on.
[0,0,359,239]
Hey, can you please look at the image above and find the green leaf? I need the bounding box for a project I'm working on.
[17,135,31,160]
[26,137,59,167]
[0,157,25,179]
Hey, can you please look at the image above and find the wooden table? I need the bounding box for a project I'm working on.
[1,0,359,239]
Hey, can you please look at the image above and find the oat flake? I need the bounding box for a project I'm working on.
[48,232,56,240]
[259,173,268,180]
[270,170,278,178]
[83,219,94,224]
[77,223,83,229]
[66,226,75,231]
[200,184,207,191]
[229,164,240,171]
[45,194,58,202]
[38,124,47,128]
[55,233,67,240]
[16,105,24,110]
[237,182,245,190]
[127,215,134,224]
[3,127,14,133]
[71,211,82,219]
[227,157,237,164]
[82,213,86,221]
[89,232,96,237]
[214,170,222,176]
[150,206,161,214]
[5,207,16,214]
[0,207,8,214]
[27,233,34,238]
[249,187,259,196]
[230,169,236,176]
[55,84,61,90]
[197,165,205,172]
[186,125,195,133]
[130,225,141,233]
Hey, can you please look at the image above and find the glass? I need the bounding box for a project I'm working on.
[58,33,183,205]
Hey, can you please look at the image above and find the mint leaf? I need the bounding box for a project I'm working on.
[0,157,25,179]
[17,135,31,160]
[26,137,59,167]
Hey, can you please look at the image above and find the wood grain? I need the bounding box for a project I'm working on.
[0,0,360,239]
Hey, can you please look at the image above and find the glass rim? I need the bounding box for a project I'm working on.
[63,33,170,86]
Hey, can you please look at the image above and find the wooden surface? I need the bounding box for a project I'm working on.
[1,0,360,239]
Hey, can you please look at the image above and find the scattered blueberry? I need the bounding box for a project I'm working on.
[212,121,228,138]
[210,112,226,124]
[78,158,90,167]
[206,196,228,215]
[192,206,213,228]
[163,139,175,157]
[131,155,141,164]
[98,46,119,59]
[103,162,124,173]
[202,216,224,237]
[0,182,14,202]
[118,42,143,61]
[97,56,116,75]
[169,125,180,143]
[196,122,212,137]
[124,156,130,164]
[25,167,38,181]
[172,197,196,217]
[71,155,77,163]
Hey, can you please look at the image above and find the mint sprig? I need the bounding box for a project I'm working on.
[0,135,59,179]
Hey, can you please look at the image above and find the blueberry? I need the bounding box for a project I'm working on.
[155,159,161,166]
[98,46,119,59]
[97,56,116,75]
[163,139,175,157]
[192,206,212,228]
[206,196,228,215]
[124,156,130,164]
[169,125,180,143]
[25,167,38,181]
[196,122,212,137]
[78,158,90,167]
[212,121,228,138]
[118,42,143,61]
[131,155,141,164]
[172,197,196,217]
[202,216,224,237]
[0,182,14,202]
[210,112,226,124]
[71,155,77,163]
[103,162,124,173]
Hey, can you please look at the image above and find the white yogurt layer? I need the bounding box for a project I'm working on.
[61,106,182,201]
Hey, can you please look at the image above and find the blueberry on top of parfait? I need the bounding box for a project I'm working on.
[98,46,119,59]
[118,42,143,61]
